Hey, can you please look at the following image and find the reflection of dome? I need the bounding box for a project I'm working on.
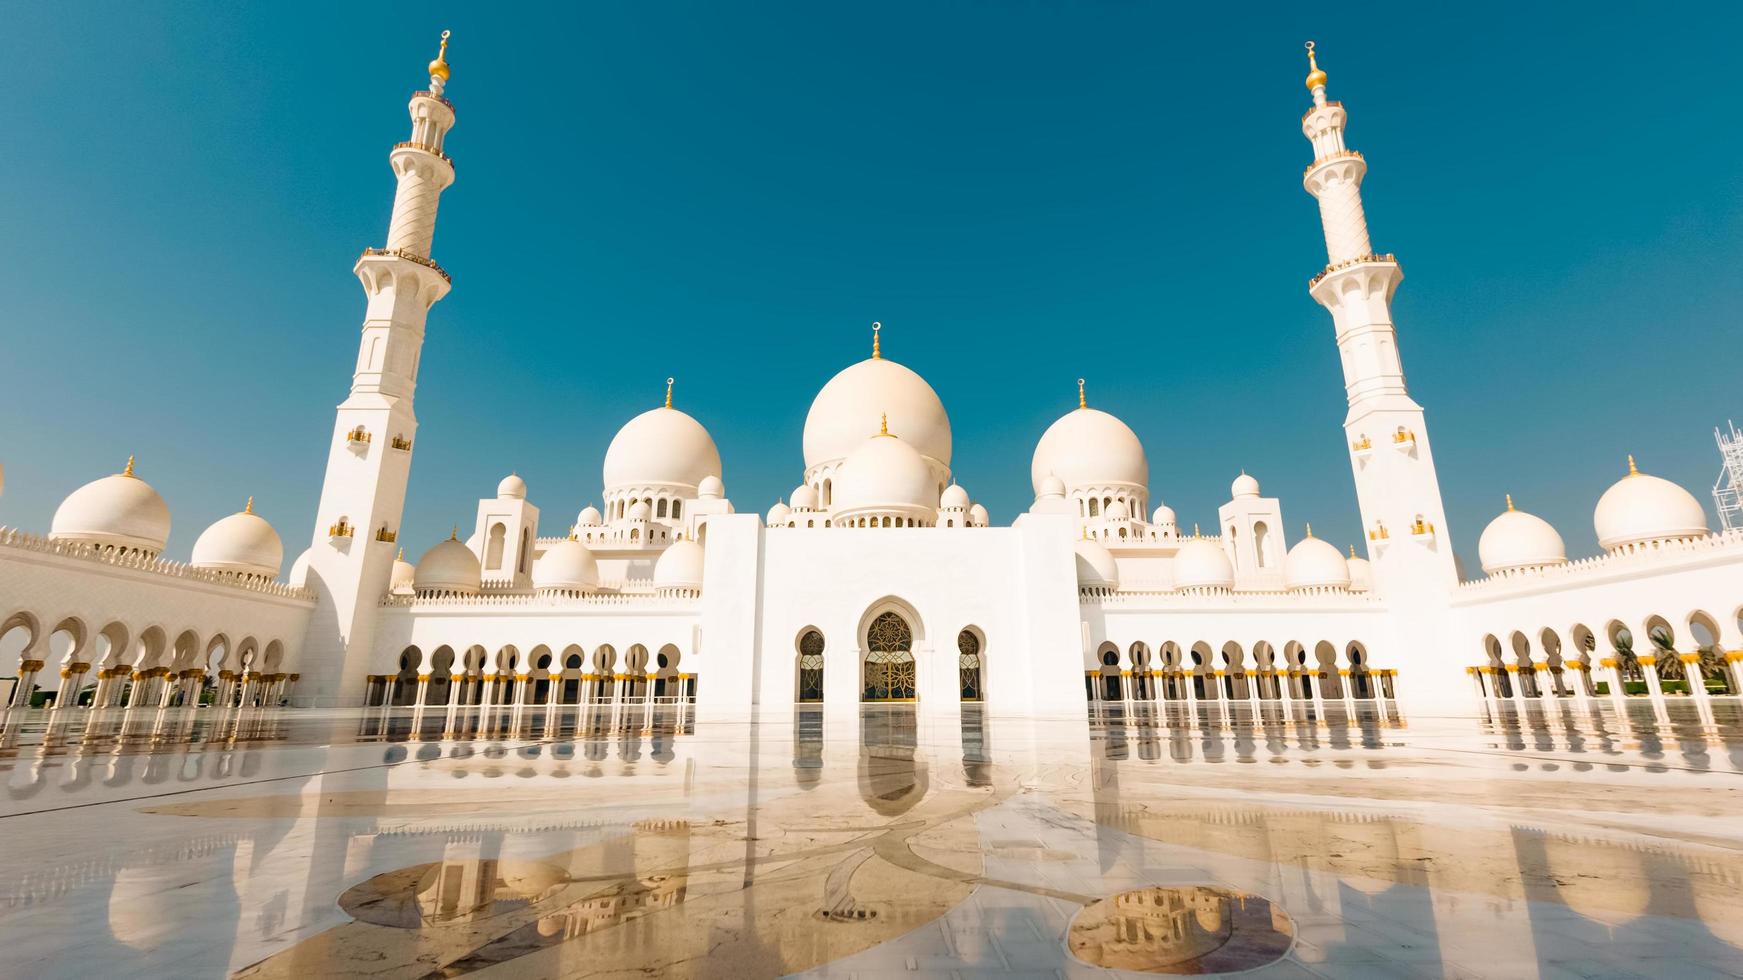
[940,483,970,509]
[390,549,416,594]
[654,537,705,591]
[697,475,724,498]
[833,430,938,517]
[602,407,722,491]
[1031,407,1148,495]
[1284,531,1350,591]
[497,860,569,901]
[1479,497,1567,573]
[50,457,171,554]
[533,538,598,592]
[1593,458,1707,551]
[804,356,951,472]
[1075,539,1120,590]
[791,484,818,510]
[109,864,185,950]
[1540,835,1650,927]
[190,500,283,578]
[576,505,603,526]
[1346,546,1372,592]
[496,472,526,499]
[414,535,482,595]
[1174,538,1234,591]
[1231,472,1260,498]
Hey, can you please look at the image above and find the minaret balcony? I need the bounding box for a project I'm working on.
[1308,252,1398,289]
[1350,435,1373,465]
[1367,521,1391,552]
[359,247,452,285]
[1410,517,1437,544]
[1303,148,1363,176]
[328,519,354,540]
[391,434,413,452]
[374,526,397,543]
[392,140,454,169]
[1390,428,1417,454]
[346,426,372,447]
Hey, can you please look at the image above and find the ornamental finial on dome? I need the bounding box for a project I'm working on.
[1627,454,1638,475]
[428,30,452,85]
[449,525,459,541]
[879,412,889,436]
[396,547,405,560]
[665,377,674,409]
[245,496,255,515]
[871,321,881,360]
[1505,493,1515,512]
[1348,544,1357,558]
[1305,522,1314,538]
[1077,378,1086,409]
[121,455,136,478]
[1304,40,1327,91]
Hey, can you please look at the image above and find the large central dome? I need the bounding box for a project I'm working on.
[803,356,951,472]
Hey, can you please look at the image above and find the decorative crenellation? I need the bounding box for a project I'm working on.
[1308,252,1398,288]
[1082,588,1383,609]
[381,590,700,609]
[1456,527,1743,595]
[0,527,315,600]
[358,246,451,284]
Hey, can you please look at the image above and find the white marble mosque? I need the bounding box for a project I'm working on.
[2,34,1743,980]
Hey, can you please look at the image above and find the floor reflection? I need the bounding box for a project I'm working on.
[2,698,1742,978]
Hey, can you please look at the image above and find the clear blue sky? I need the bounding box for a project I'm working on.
[3,4,1740,574]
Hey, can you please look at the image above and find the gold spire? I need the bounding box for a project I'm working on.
[396,548,405,561]
[665,377,674,409]
[879,412,889,436]
[871,321,881,360]
[244,496,255,515]
[120,455,136,478]
[1304,40,1327,91]
[1077,378,1086,409]
[1627,454,1639,475]
[428,30,452,82]
[1305,522,1314,538]
[1505,493,1515,511]
[1193,522,1201,536]
[449,525,459,541]
[1348,544,1357,558]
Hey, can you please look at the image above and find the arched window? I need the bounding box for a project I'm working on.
[1253,521,1270,568]
[1089,498,1100,517]
[630,528,640,542]
[485,523,507,570]
[672,499,682,519]
[822,479,832,507]
[863,613,915,701]
[518,528,531,574]
[657,499,669,518]
[797,630,824,702]
[958,629,983,701]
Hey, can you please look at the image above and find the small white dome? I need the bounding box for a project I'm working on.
[804,355,952,471]
[1031,406,1148,496]
[497,473,527,499]
[1152,503,1177,525]
[602,406,722,492]
[1593,458,1707,551]
[390,549,416,594]
[940,483,970,509]
[1038,473,1066,498]
[1478,498,1568,574]
[766,501,791,525]
[50,458,171,554]
[1074,539,1120,590]
[1284,532,1351,591]
[1231,472,1260,498]
[654,537,705,591]
[1173,537,1234,591]
[697,475,724,499]
[576,505,603,526]
[834,430,937,515]
[968,503,989,526]
[533,537,599,592]
[627,499,651,521]
[414,536,481,595]
[1346,549,1372,592]
[791,485,818,511]
[190,501,282,578]
[1105,499,1130,521]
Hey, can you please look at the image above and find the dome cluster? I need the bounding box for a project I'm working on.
[1477,457,1710,577]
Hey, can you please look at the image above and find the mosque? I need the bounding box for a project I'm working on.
[2,37,1740,721]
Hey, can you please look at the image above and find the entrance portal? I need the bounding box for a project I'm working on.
[863,612,916,702]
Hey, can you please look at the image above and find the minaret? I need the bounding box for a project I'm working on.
[296,33,458,705]
[1300,42,1456,599]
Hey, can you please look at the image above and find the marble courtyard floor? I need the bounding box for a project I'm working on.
[2,700,1743,978]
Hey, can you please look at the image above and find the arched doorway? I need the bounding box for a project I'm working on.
[796,629,825,703]
[958,628,984,702]
[862,612,916,702]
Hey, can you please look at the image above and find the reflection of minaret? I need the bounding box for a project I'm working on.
[297,33,459,705]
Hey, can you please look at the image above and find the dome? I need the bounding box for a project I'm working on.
[1174,537,1234,591]
[833,430,938,515]
[627,499,651,521]
[1478,497,1567,574]
[940,483,970,510]
[791,485,818,511]
[50,457,171,554]
[968,503,989,526]
[1106,499,1130,521]
[1284,530,1351,591]
[766,501,791,525]
[390,549,416,594]
[497,473,526,499]
[576,505,603,526]
[1030,407,1147,495]
[654,537,705,591]
[190,500,282,578]
[1153,504,1177,525]
[1231,472,1260,498]
[533,537,598,592]
[1593,458,1707,551]
[1038,473,1066,498]
[602,407,722,492]
[804,356,951,471]
[1346,547,1372,592]
[413,535,481,595]
[697,475,724,499]
[1074,539,1120,590]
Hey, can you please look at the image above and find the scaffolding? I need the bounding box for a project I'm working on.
[1717,421,1743,531]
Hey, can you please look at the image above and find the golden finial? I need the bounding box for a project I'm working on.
[1627,454,1639,475]
[1304,41,1327,91]
[1305,522,1314,538]
[871,321,881,360]
[1348,544,1357,558]
[119,455,137,478]
[1077,378,1086,409]
[665,377,674,409]
[879,412,889,436]
[1193,522,1201,537]
[1505,493,1515,512]
[396,548,405,561]
[244,496,255,515]
[449,525,459,541]
[568,525,578,541]
[428,30,452,83]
